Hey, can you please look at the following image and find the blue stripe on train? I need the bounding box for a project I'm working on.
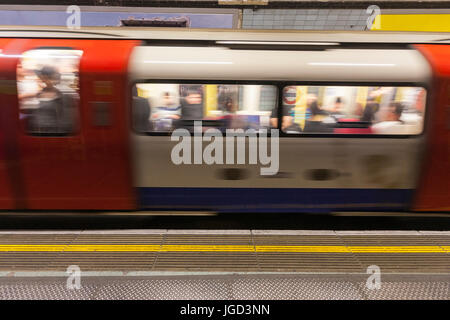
[137,187,414,213]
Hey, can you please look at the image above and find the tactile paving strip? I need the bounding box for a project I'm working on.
[0,274,448,300]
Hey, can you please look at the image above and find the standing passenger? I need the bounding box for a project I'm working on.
[132,86,152,132]
[361,96,380,123]
[181,89,204,120]
[30,66,76,133]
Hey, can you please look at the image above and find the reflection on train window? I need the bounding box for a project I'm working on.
[17,49,82,135]
[281,86,426,135]
[132,83,277,133]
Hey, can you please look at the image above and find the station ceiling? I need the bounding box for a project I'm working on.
[0,0,449,9]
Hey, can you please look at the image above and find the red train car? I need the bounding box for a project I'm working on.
[0,27,448,213]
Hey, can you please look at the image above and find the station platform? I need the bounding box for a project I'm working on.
[0,229,448,299]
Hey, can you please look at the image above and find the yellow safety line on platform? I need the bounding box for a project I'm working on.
[0,245,448,253]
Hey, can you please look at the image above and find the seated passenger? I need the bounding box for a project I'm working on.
[153,92,181,120]
[372,102,406,134]
[152,92,181,131]
[221,96,246,129]
[400,112,423,134]
[303,101,333,133]
[270,104,299,132]
[324,97,345,123]
[222,96,236,115]
[400,89,425,134]
[334,102,373,134]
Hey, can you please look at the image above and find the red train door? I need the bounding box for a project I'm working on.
[414,44,450,211]
[3,38,139,210]
[0,38,18,209]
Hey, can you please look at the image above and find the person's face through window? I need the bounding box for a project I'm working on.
[185,93,202,105]
[17,63,25,80]
[333,101,343,113]
[42,76,53,88]
[225,98,236,113]
[306,94,317,107]
[384,105,400,122]
[162,93,175,106]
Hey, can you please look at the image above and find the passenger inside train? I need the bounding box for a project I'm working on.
[180,87,204,121]
[17,49,81,135]
[131,83,425,135]
[303,98,333,133]
[372,102,406,134]
[132,83,277,133]
[132,86,152,132]
[152,92,181,131]
[283,85,425,135]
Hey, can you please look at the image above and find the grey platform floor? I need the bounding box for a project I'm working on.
[0,273,448,300]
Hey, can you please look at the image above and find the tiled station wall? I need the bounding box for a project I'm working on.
[241,9,370,30]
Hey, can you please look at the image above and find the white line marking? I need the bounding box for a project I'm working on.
[418,231,450,235]
[80,229,168,235]
[335,230,422,236]
[252,230,336,235]
[0,231,83,235]
[0,271,449,278]
[166,229,252,235]
[0,230,448,236]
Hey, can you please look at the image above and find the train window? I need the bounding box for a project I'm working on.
[281,86,426,135]
[17,49,82,135]
[131,83,277,133]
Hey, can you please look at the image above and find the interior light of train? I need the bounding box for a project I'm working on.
[144,60,233,65]
[308,62,396,67]
[216,41,340,46]
[0,53,23,58]
[22,51,82,59]
[0,53,81,59]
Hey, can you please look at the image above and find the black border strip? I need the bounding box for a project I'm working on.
[0,1,450,9]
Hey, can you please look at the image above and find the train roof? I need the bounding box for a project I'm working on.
[0,26,450,45]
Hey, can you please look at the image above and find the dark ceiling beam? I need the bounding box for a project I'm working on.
[0,1,449,9]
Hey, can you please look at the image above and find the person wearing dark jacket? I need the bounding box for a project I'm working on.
[181,90,204,120]
[29,66,77,134]
[132,86,152,132]
[303,100,333,133]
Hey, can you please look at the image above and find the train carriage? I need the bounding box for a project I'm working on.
[0,27,448,213]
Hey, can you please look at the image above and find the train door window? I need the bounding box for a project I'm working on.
[17,49,82,135]
[281,85,427,135]
[132,83,278,133]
